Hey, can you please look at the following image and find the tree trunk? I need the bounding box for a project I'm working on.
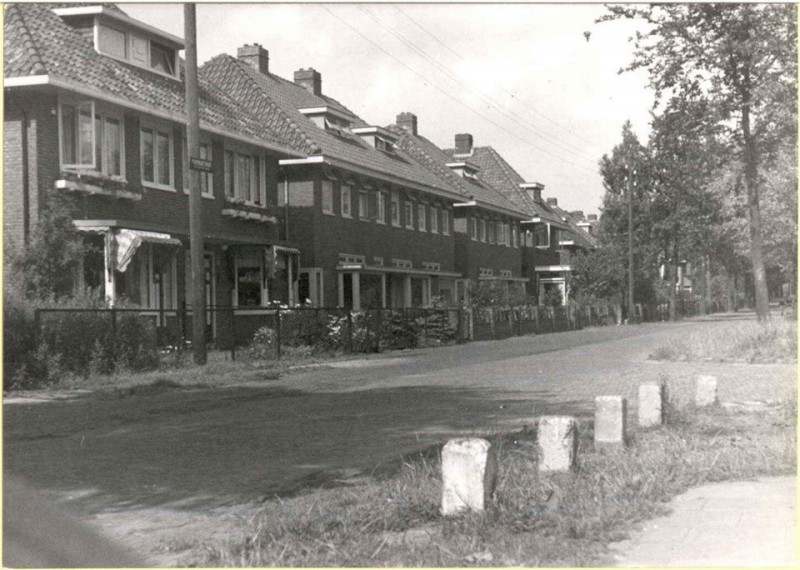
[740,66,770,320]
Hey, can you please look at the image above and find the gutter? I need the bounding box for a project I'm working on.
[5,75,306,158]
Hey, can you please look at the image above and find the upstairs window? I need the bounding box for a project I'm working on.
[359,191,369,220]
[223,148,267,206]
[96,22,179,78]
[479,219,487,242]
[488,221,496,244]
[341,184,352,218]
[60,101,95,169]
[391,191,401,227]
[376,192,386,224]
[405,201,414,229]
[140,123,174,188]
[430,206,439,234]
[442,209,451,236]
[321,180,334,214]
[534,223,551,248]
[418,203,427,232]
[469,217,477,240]
[374,136,395,154]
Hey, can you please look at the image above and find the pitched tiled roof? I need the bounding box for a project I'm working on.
[444,145,564,226]
[4,3,300,155]
[387,126,527,218]
[548,203,598,248]
[200,55,462,196]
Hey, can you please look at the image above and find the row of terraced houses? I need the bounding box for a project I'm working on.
[4,3,598,343]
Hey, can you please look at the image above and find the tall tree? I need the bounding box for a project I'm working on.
[602,4,797,320]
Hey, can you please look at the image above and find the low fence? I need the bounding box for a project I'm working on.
[30,299,709,364]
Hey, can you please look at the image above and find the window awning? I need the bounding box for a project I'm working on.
[116,229,181,272]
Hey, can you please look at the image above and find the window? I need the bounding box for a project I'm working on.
[512,225,518,248]
[183,138,213,198]
[235,250,265,307]
[442,209,451,236]
[98,25,126,59]
[534,223,550,248]
[321,180,334,214]
[470,217,477,240]
[359,191,368,220]
[141,124,174,188]
[341,184,352,218]
[391,191,400,226]
[375,137,395,154]
[222,148,267,205]
[405,201,414,229]
[479,219,487,242]
[430,206,439,233]
[418,203,427,231]
[60,100,95,169]
[96,115,123,177]
[96,23,178,78]
[150,42,175,75]
[376,192,386,224]
[488,221,496,244]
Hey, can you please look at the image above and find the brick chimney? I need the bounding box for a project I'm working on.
[546,197,558,207]
[294,68,322,96]
[454,133,473,155]
[587,214,598,221]
[396,112,418,136]
[237,44,269,75]
[570,210,584,220]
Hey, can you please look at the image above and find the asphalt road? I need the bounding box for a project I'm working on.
[3,313,795,564]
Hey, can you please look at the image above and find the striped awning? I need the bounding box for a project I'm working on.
[116,229,181,272]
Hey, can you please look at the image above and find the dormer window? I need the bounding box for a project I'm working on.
[299,107,354,136]
[351,126,398,154]
[54,6,183,79]
[446,161,480,180]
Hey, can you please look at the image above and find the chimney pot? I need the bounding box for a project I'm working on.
[587,214,598,221]
[237,43,269,75]
[397,112,418,136]
[294,68,322,96]
[546,197,558,206]
[454,133,473,155]
[570,210,584,219]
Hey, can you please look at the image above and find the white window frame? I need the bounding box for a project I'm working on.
[479,219,487,242]
[405,200,415,230]
[321,180,334,215]
[376,192,386,224]
[442,209,451,236]
[95,21,180,80]
[512,225,519,248]
[58,99,97,171]
[430,206,439,234]
[341,184,352,218]
[182,135,214,199]
[233,249,268,308]
[418,203,427,232]
[470,217,477,241]
[359,190,369,221]
[535,223,551,249]
[391,191,401,227]
[140,121,175,191]
[58,99,127,181]
[223,147,268,207]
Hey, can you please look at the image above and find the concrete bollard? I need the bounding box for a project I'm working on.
[594,396,627,450]
[639,383,665,427]
[537,416,577,472]
[696,375,718,406]
[441,438,497,515]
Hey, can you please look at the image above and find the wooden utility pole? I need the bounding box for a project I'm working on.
[184,4,206,364]
[627,162,635,322]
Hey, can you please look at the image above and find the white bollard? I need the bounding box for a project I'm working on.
[441,438,497,515]
[696,375,718,406]
[537,416,577,472]
[594,396,627,450]
[639,383,665,427]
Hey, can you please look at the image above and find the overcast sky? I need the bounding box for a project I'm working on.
[126,3,655,215]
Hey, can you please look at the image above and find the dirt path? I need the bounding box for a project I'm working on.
[4,314,796,566]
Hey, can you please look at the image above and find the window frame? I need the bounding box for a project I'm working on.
[222,145,268,206]
[95,21,179,80]
[359,190,369,221]
[534,223,551,248]
[430,206,439,234]
[418,203,427,232]
[479,219,487,243]
[376,191,386,224]
[341,184,352,218]
[58,99,97,171]
[391,190,401,227]
[321,179,334,215]
[233,249,267,307]
[140,121,175,191]
[442,208,451,236]
[404,200,415,230]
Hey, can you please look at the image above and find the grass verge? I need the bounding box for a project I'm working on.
[198,399,796,567]
[649,318,797,363]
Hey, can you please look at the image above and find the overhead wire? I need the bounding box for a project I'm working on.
[319,5,597,175]
[393,4,606,149]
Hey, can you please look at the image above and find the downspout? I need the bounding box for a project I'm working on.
[20,102,31,244]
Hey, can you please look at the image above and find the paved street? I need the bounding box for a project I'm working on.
[4,313,796,564]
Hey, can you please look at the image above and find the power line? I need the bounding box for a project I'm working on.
[359,6,597,164]
[393,4,606,150]
[318,6,597,175]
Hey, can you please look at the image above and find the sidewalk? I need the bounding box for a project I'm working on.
[610,476,797,567]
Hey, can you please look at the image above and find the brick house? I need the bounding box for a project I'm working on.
[3,4,307,343]
[386,117,532,304]
[201,47,466,310]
